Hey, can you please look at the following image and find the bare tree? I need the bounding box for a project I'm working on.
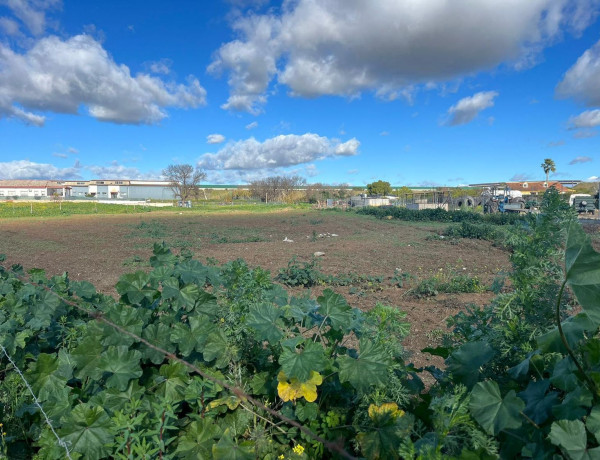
[162,164,206,201]
[249,175,306,203]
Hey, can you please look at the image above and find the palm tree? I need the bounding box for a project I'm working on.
[541,158,556,187]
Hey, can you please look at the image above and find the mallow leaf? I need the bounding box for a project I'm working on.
[469,380,524,435]
[565,222,600,325]
[115,271,157,305]
[317,289,353,331]
[175,418,222,459]
[150,242,177,267]
[98,346,142,391]
[72,335,104,380]
[246,303,283,343]
[446,341,495,389]
[338,339,390,392]
[549,419,600,460]
[279,340,327,381]
[59,404,113,460]
[26,353,67,403]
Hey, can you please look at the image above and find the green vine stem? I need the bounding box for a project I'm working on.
[555,279,599,399]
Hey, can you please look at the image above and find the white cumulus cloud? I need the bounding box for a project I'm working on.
[148,58,172,75]
[86,161,160,180]
[211,0,597,113]
[0,159,81,179]
[207,133,226,144]
[445,91,498,126]
[557,39,600,106]
[197,133,359,170]
[1,0,61,36]
[0,34,206,126]
[569,109,600,128]
[0,159,163,180]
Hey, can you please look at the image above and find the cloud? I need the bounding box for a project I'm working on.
[67,146,78,154]
[548,140,565,147]
[379,131,390,136]
[574,129,598,138]
[445,91,498,126]
[0,159,81,179]
[245,121,258,129]
[148,58,172,75]
[557,39,600,106]
[85,161,160,180]
[305,164,318,177]
[418,181,441,187]
[569,156,593,165]
[52,152,67,158]
[511,173,533,181]
[569,110,600,129]
[0,159,163,180]
[587,175,599,181]
[203,168,294,184]
[211,1,595,113]
[0,16,21,36]
[198,133,359,170]
[0,34,206,126]
[1,0,61,36]
[206,133,226,144]
[347,169,359,175]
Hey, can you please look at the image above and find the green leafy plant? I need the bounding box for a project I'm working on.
[276,256,323,287]
[2,187,600,459]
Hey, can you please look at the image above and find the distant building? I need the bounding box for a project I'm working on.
[0,180,71,198]
[469,180,572,196]
[0,179,177,200]
[63,180,176,200]
[505,181,570,195]
[349,195,395,207]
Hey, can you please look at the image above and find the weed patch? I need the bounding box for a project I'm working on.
[412,272,485,297]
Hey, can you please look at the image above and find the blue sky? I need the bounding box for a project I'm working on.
[0,0,599,186]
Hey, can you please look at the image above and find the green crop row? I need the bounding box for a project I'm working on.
[0,201,310,219]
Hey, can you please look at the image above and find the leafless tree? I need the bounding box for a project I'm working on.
[249,175,306,203]
[162,164,206,201]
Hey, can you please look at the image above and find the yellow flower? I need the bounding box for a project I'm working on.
[278,455,285,460]
[292,444,305,455]
[368,402,405,421]
[277,371,323,402]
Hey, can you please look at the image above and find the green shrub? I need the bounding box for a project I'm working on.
[276,256,323,286]
[412,272,485,297]
[355,205,524,225]
[443,222,503,241]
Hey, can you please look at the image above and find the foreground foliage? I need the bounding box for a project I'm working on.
[1,189,599,459]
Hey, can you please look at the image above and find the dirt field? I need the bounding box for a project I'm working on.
[0,209,511,370]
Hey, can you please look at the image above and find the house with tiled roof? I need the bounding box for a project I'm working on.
[505,181,570,196]
[0,180,71,198]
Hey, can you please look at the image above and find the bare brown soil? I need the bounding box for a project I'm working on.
[0,210,511,372]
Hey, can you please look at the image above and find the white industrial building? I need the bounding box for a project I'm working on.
[0,180,71,198]
[63,180,176,200]
[0,179,176,200]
